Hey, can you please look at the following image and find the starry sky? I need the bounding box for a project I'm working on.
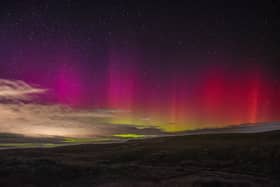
[0,1,279,131]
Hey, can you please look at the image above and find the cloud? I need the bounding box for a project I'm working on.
[0,79,46,100]
[0,102,165,138]
[0,79,164,138]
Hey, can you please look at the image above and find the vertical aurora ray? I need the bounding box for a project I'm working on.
[107,49,137,111]
[199,68,226,125]
[15,47,279,132]
[104,60,280,132]
[55,64,83,106]
[247,70,261,124]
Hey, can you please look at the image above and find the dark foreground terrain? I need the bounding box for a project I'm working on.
[0,131,280,187]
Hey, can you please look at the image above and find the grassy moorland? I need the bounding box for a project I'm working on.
[0,131,280,186]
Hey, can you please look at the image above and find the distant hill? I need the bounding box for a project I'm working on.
[178,122,280,135]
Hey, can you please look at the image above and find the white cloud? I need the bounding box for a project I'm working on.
[0,79,163,138]
[0,79,46,100]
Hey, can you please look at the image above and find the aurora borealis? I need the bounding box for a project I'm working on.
[0,1,279,135]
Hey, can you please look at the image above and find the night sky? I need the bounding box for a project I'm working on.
[0,1,279,132]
